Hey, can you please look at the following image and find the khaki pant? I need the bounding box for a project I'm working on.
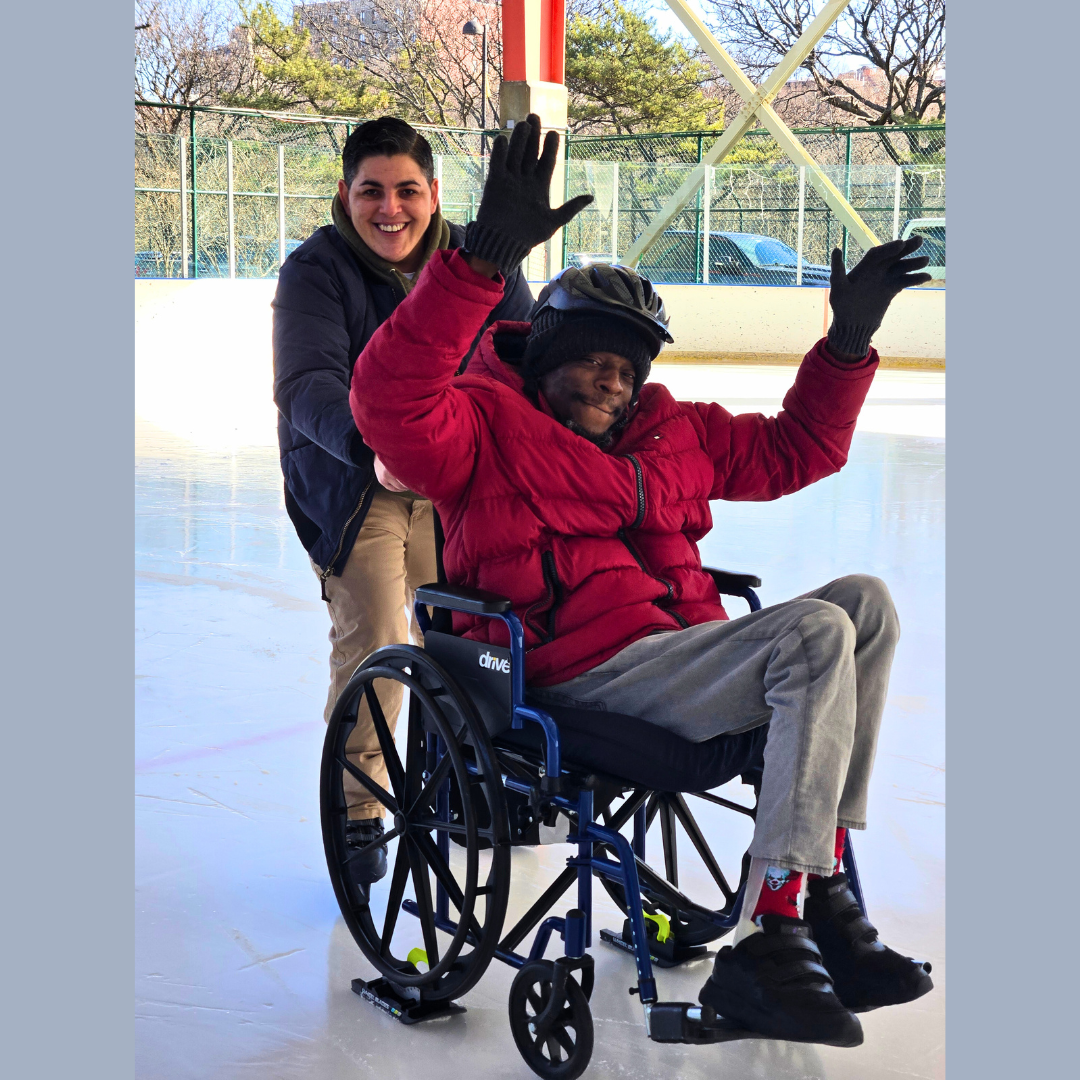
[314,488,437,820]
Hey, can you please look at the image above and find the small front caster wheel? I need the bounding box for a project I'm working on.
[509,959,594,1080]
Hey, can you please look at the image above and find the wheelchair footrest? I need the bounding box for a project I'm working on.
[647,1002,768,1045]
[600,924,709,968]
[351,977,466,1025]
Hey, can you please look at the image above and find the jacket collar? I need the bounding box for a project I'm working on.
[331,193,451,295]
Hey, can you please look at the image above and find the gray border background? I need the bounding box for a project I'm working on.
[4,1,1075,1077]
[3,1,132,1077]
[949,0,1075,1076]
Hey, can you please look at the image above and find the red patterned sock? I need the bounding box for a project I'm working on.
[752,865,804,921]
[809,828,848,881]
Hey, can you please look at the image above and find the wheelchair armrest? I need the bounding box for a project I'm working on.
[704,567,762,593]
[415,582,513,615]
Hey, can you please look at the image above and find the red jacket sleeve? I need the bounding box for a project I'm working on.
[353,250,646,532]
[697,339,878,501]
[350,250,502,504]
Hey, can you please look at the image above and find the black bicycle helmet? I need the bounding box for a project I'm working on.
[529,263,673,359]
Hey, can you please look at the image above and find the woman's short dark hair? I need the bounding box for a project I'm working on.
[341,117,435,187]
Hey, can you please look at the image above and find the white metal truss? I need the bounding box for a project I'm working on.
[624,0,881,268]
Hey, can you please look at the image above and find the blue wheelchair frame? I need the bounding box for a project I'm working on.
[413,593,867,1040]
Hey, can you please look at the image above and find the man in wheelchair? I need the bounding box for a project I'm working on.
[348,116,933,1047]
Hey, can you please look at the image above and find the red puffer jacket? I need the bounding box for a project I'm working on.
[352,250,878,686]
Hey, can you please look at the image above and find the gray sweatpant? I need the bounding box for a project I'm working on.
[531,575,899,876]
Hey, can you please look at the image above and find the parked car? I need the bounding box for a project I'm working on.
[135,250,171,277]
[900,218,945,282]
[575,230,832,286]
[567,252,615,269]
[133,248,227,278]
[134,239,304,279]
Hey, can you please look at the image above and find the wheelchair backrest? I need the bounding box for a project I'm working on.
[423,630,513,737]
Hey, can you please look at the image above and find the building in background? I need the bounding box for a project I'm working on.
[293,1,390,64]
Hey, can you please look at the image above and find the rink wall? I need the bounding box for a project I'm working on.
[641,282,945,363]
[135,278,944,447]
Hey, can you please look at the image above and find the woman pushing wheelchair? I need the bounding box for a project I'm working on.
[349,115,934,1047]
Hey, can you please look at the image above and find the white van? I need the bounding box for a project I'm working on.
[900,218,945,283]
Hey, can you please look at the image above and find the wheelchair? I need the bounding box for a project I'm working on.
[319,568,868,1079]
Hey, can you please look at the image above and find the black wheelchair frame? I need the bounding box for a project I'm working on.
[320,571,867,1079]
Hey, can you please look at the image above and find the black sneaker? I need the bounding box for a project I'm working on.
[698,914,863,1047]
[344,817,388,886]
[804,873,933,1013]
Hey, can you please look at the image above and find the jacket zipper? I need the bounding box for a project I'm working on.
[541,552,565,641]
[524,550,564,644]
[318,476,374,602]
[624,453,646,529]
[617,527,690,629]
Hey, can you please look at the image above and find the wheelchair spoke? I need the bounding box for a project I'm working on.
[545,1034,565,1062]
[645,791,660,830]
[605,789,650,833]
[626,852,708,916]
[499,867,578,953]
[335,754,399,815]
[659,796,679,887]
[670,792,734,901]
[404,837,441,968]
[413,816,468,836]
[379,840,412,958]
[691,789,757,819]
[365,683,406,804]
[408,751,453,818]
[552,1026,576,1055]
[402,695,428,808]
[342,824,402,866]
[411,830,483,940]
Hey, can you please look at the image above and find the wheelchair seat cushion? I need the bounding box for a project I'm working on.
[495,700,767,793]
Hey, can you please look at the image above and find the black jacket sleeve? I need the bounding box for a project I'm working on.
[272,254,369,468]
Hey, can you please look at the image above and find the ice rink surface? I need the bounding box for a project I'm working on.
[136,363,944,1080]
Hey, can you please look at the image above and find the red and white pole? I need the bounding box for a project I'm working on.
[499,0,569,278]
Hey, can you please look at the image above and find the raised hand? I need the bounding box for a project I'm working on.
[827,236,932,361]
[463,114,595,277]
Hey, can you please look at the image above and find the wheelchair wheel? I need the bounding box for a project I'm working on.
[320,645,510,1003]
[509,960,593,1080]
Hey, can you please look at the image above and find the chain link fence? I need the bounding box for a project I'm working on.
[136,103,944,286]
[563,126,945,286]
[135,102,489,279]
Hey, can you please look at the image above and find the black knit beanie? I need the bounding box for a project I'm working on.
[522,313,653,402]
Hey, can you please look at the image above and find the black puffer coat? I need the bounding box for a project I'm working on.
[271,221,534,590]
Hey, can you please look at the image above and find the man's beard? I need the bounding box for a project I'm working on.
[563,416,619,448]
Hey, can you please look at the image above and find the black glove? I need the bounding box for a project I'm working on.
[464,113,594,276]
[827,237,932,360]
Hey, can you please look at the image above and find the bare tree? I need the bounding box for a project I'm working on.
[703,0,945,127]
[302,0,504,128]
[135,0,256,132]
[566,0,613,17]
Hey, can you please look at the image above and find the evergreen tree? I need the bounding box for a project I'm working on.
[566,2,723,134]
[231,3,392,117]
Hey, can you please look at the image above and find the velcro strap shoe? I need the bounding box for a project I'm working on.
[804,873,933,1012]
[698,914,863,1047]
